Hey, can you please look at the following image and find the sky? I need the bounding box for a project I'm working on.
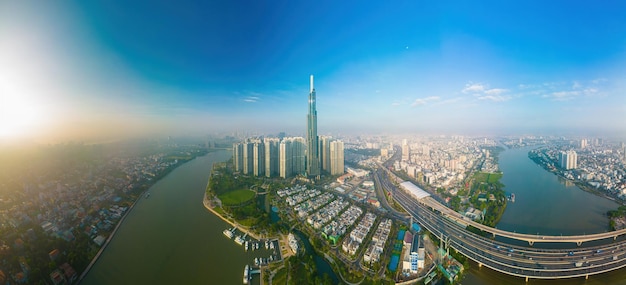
[1,1,625,142]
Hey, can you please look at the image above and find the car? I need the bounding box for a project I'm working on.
[596,249,602,254]
[568,251,574,256]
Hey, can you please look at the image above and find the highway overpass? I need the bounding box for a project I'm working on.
[376,167,626,280]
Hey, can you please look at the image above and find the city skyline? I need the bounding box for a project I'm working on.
[1,1,626,143]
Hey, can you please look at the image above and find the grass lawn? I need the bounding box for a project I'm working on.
[218,189,255,206]
[238,217,257,227]
[213,207,226,216]
[473,172,489,183]
[487,173,503,183]
[474,172,502,184]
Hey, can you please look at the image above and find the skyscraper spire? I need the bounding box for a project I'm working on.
[306,75,320,178]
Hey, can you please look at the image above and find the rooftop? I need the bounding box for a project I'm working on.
[400,181,431,200]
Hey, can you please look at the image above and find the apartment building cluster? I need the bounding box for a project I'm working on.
[530,138,625,198]
[395,137,490,188]
[233,136,344,178]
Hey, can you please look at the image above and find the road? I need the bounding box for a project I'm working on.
[378,166,626,280]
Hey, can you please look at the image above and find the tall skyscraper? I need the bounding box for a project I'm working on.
[233,143,244,172]
[292,137,306,175]
[559,150,577,170]
[306,75,321,178]
[402,139,410,161]
[264,138,280,178]
[330,140,345,175]
[279,139,293,178]
[243,142,253,175]
[253,141,265,177]
[568,150,577,169]
[320,136,331,173]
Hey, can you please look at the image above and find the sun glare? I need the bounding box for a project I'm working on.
[0,91,43,138]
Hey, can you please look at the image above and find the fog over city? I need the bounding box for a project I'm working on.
[1,1,625,143]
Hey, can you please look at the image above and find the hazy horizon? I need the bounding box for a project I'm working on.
[1,1,625,143]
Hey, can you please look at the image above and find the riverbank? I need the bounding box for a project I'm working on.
[78,153,207,284]
[77,190,143,283]
[81,149,263,285]
[202,191,262,241]
[202,178,299,270]
[528,151,625,206]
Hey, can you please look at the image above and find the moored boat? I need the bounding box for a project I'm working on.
[223,228,235,239]
[243,265,249,284]
[235,235,244,245]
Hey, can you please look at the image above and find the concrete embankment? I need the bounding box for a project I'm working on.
[77,191,145,283]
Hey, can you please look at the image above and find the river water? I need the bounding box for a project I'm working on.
[463,146,626,285]
[81,150,261,285]
[81,150,337,285]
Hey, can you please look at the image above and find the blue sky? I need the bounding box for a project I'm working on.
[1,1,625,141]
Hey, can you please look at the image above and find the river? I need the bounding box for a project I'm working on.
[462,146,626,285]
[81,150,262,285]
[81,149,337,285]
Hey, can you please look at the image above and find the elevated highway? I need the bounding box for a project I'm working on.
[376,167,626,280]
[422,197,626,246]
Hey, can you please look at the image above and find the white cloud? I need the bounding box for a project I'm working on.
[477,95,512,102]
[518,84,535,89]
[548,91,580,101]
[583,88,599,96]
[484,88,508,95]
[462,82,510,102]
[243,96,260,103]
[462,83,486,93]
[411,96,440,107]
[538,79,606,101]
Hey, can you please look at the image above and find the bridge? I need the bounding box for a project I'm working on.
[422,196,626,246]
[376,167,626,280]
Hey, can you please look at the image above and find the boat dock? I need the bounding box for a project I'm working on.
[243,265,261,285]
